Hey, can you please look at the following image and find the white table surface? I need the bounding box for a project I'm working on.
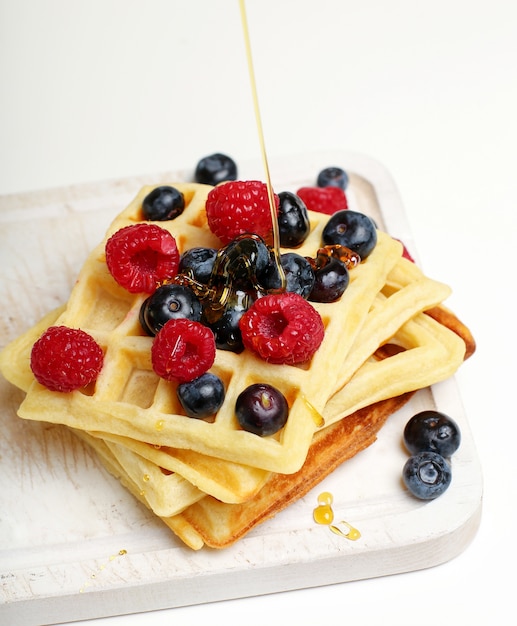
[1,1,515,625]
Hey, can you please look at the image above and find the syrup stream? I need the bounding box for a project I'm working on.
[238,0,286,290]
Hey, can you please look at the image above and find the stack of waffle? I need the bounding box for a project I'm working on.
[0,182,475,550]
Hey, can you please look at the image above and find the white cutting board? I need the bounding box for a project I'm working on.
[0,152,482,626]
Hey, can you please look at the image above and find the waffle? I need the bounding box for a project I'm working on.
[323,307,467,426]
[13,184,407,474]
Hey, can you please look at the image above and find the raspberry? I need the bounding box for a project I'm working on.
[30,326,104,392]
[105,223,180,294]
[151,318,216,383]
[394,238,415,263]
[205,180,279,245]
[239,292,325,365]
[296,186,348,215]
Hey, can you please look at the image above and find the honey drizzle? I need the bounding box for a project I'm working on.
[238,0,286,291]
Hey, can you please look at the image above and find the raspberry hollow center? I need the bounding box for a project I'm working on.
[259,311,288,337]
[132,249,159,272]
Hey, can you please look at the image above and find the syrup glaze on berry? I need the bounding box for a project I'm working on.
[235,383,289,436]
[309,257,350,303]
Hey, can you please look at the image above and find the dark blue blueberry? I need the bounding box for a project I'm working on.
[179,247,218,284]
[177,372,225,420]
[277,191,310,247]
[317,166,349,190]
[235,383,288,437]
[258,252,315,298]
[205,289,250,353]
[309,258,349,302]
[404,410,461,458]
[402,451,452,500]
[322,210,377,259]
[142,186,185,221]
[211,236,270,295]
[139,284,202,336]
[194,153,238,186]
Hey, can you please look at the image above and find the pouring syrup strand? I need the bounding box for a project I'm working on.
[238,0,286,292]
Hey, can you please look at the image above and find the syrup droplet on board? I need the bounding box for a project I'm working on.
[330,522,361,541]
[313,492,361,541]
[79,549,128,592]
[317,491,333,506]
[313,503,334,525]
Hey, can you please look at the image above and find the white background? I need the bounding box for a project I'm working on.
[1,1,515,624]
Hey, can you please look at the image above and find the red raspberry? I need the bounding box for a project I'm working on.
[239,292,325,365]
[30,326,104,392]
[394,238,415,262]
[296,186,348,215]
[205,180,279,245]
[151,318,216,383]
[105,223,180,294]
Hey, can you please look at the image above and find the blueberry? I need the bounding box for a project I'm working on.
[258,252,315,298]
[177,372,225,419]
[309,258,349,302]
[277,191,310,247]
[208,306,245,353]
[322,210,377,259]
[142,186,185,221]
[317,166,349,190]
[402,451,452,500]
[235,383,288,437]
[404,410,461,458]
[179,247,218,284]
[213,235,270,288]
[194,153,238,186]
[139,284,202,336]
[205,289,250,353]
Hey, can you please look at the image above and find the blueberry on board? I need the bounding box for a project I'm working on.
[322,209,377,259]
[317,166,349,190]
[404,410,461,458]
[402,451,452,500]
[194,153,238,186]
[142,186,185,221]
[177,372,225,419]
